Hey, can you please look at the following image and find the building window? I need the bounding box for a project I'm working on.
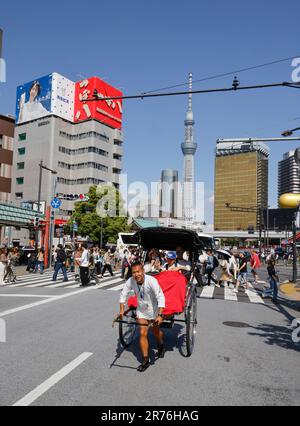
[59,130,109,142]
[16,177,24,185]
[58,161,108,172]
[18,147,26,155]
[15,192,23,199]
[113,168,122,174]
[113,154,122,161]
[17,162,25,170]
[114,139,123,146]
[18,133,27,141]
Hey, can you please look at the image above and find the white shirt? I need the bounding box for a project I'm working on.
[120,274,165,320]
[18,101,48,123]
[80,249,89,267]
[176,259,191,271]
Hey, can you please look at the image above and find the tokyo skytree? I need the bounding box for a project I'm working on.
[181,73,197,223]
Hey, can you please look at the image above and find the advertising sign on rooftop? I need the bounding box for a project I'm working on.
[16,74,53,124]
[74,77,123,129]
[16,74,122,128]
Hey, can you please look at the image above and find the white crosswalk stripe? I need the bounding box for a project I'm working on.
[2,271,271,304]
[3,271,121,290]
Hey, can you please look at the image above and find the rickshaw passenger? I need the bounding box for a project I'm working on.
[144,248,162,274]
[119,261,165,372]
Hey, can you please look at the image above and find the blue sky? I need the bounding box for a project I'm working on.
[1,0,300,224]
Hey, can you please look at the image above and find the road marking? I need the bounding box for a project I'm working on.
[96,277,123,289]
[246,283,265,304]
[13,352,93,406]
[224,286,238,301]
[110,283,125,291]
[0,294,56,298]
[0,287,95,318]
[199,286,214,299]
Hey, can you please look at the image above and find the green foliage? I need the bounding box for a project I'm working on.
[65,184,130,245]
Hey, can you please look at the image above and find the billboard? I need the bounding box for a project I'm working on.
[51,73,75,122]
[74,77,123,129]
[16,74,122,128]
[16,74,53,124]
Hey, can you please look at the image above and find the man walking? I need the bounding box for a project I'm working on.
[250,249,261,285]
[52,244,68,282]
[118,261,165,372]
[101,249,114,277]
[78,243,89,286]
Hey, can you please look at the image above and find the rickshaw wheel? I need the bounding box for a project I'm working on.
[186,287,197,357]
[119,309,137,348]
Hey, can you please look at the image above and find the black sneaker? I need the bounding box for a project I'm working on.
[137,358,150,372]
[157,344,166,358]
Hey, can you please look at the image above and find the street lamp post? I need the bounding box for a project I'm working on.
[35,160,57,250]
[100,217,103,249]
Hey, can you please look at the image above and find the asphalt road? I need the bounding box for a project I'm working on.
[0,276,299,406]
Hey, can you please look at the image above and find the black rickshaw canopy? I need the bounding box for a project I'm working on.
[132,227,204,252]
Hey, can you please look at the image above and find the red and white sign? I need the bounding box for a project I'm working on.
[74,77,123,129]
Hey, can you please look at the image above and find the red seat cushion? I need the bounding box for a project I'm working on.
[156,271,187,316]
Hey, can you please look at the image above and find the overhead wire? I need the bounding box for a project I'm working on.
[141,54,300,94]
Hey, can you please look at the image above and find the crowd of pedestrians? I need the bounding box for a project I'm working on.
[0,242,287,302]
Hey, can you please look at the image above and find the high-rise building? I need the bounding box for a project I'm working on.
[159,169,179,218]
[0,114,14,203]
[11,73,123,244]
[214,141,269,231]
[181,73,197,223]
[278,150,300,204]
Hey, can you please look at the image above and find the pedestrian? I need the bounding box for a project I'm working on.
[262,259,279,303]
[233,252,249,293]
[88,248,100,284]
[74,245,83,281]
[118,261,166,372]
[34,248,44,274]
[101,249,114,277]
[26,251,36,272]
[205,249,218,286]
[4,248,19,283]
[283,252,289,267]
[79,243,90,286]
[52,244,69,282]
[229,250,239,287]
[218,257,232,287]
[0,249,7,286]
[250,249,261,286]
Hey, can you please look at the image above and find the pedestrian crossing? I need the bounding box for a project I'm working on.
[2,270,123,290]
[2,270,272,305]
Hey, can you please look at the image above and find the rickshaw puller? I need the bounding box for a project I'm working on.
[119,261,166,372]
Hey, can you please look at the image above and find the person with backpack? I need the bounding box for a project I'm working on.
[52,244,69,282]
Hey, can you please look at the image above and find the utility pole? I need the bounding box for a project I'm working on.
[35,160,57,251]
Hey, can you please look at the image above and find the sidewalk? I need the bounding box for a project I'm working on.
[279,281,300,303]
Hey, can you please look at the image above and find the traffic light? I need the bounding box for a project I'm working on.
[34,217,40,227]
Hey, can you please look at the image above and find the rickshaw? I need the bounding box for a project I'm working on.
[115,227,204,357]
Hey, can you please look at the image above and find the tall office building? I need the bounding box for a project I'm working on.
[12,73,123,223]
[159,169,179,218]
[0,114,14,203]
[278,150,300,203]
[181,73,197,223]
[214,141,269,231]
